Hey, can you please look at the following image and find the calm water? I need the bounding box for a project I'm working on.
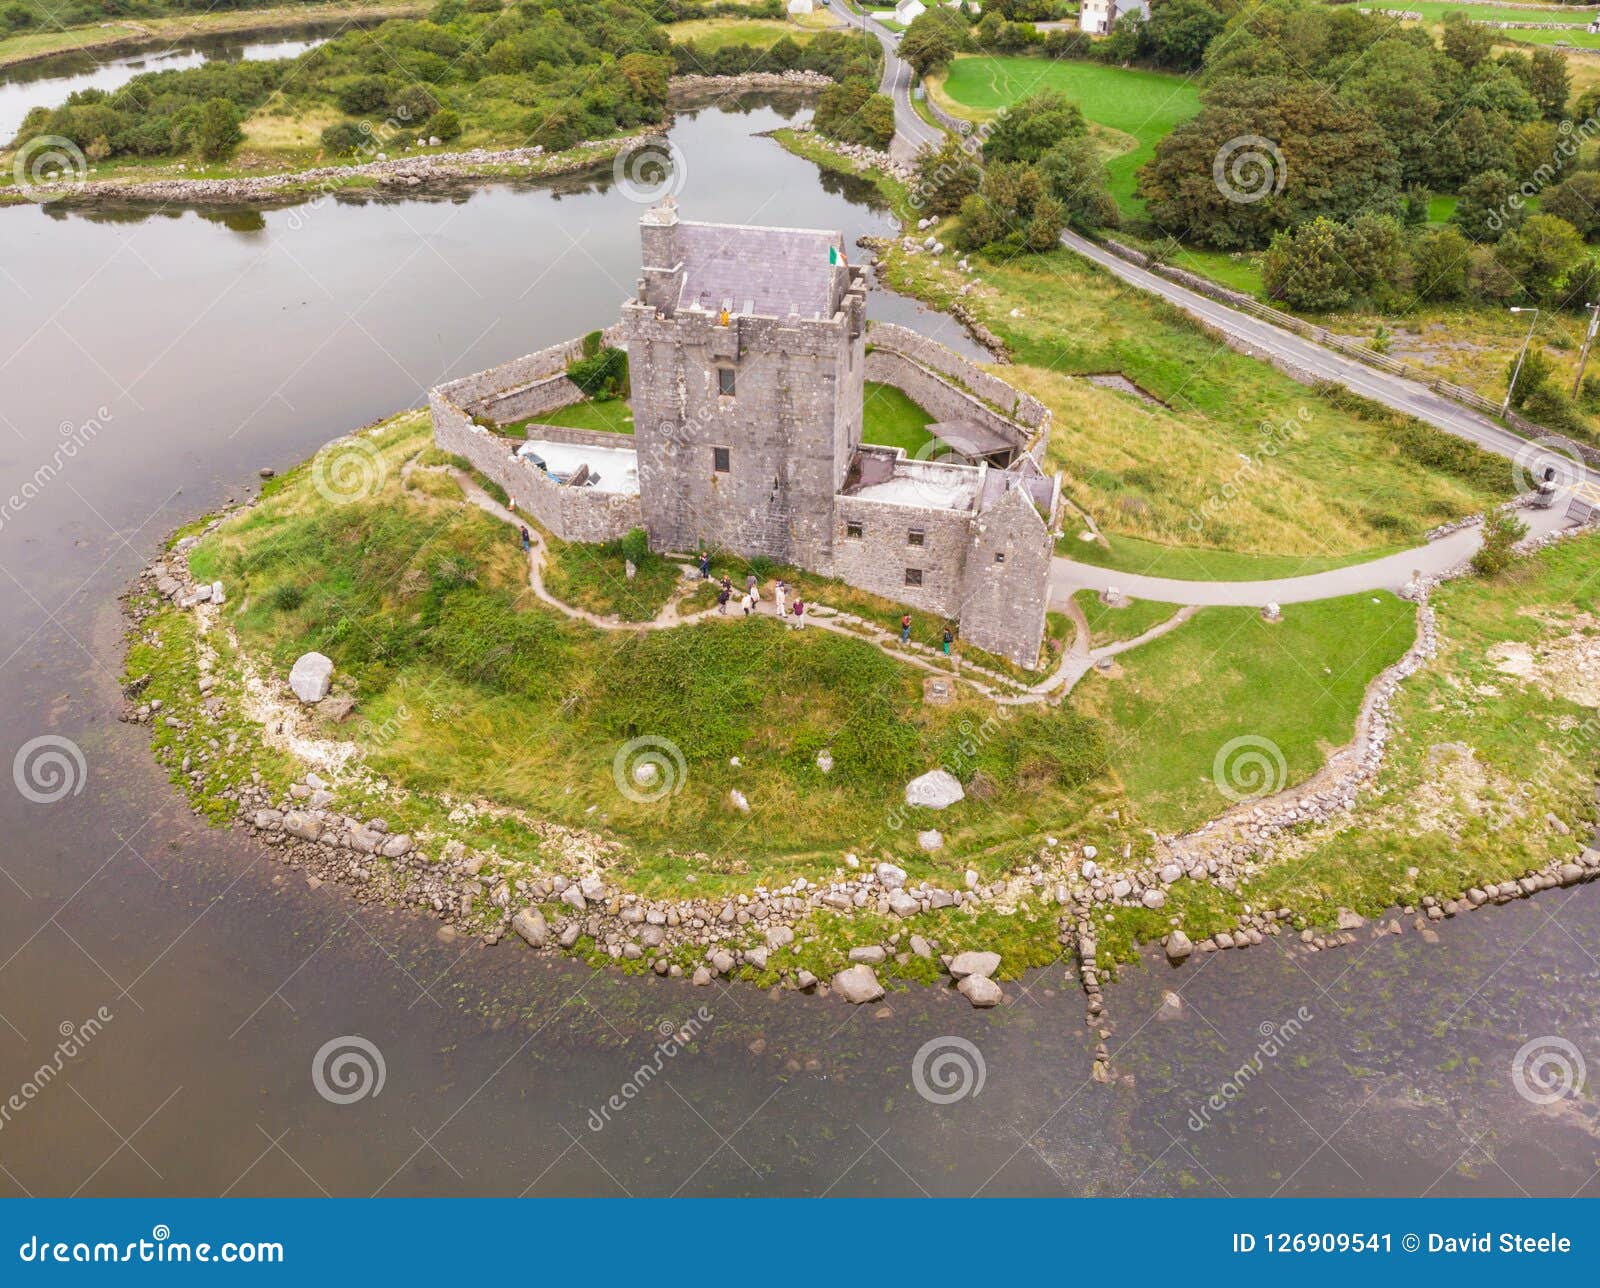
[0,33,330,143]
[0,99,1596,1197]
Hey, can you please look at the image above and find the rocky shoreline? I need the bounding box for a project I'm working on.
[4,71,833,211]
[120,451,1600,1025]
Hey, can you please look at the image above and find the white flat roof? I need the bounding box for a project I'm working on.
[851,474,976,511]
[518,439,640,495]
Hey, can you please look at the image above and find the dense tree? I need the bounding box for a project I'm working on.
[194,97,242,162]
[1529,48,1572,121]
[899,16,956,80]
[982,90,1086,165]
[1036,135,1119,230]
[814,81,896,150]
[1452,169,1521,243]
[1541,171,1600,240]
[911,139,982,217]
[1138,76,1400,249]
[1140,0,1226,71]
[956,161,1062,251]
[1493,213,1592,306]
[1440,12,1496,71]
[1410,227,1473,302]
[1260,213,1409,311]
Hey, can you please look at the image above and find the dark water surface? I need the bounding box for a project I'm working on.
[0,100,1597,1197]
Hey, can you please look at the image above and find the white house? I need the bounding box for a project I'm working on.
[1079,0,1147,36]
[894,0,927,24]
[787,0,814,13]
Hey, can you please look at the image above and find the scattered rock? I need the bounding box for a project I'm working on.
[948,950,1000,980]
[512,908,548,947]
[831,964,884,1004]
[904,768,964,809]
[288,652,334,703]
[957,974,1002,1007]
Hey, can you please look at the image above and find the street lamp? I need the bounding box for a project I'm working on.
[1502,306,1540,417]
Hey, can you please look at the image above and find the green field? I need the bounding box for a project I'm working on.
[1404,1,1594,21]
[506,398,635,436]
[861,380,936,454]
[1063,532,1409,581]
[935,54,1202,216]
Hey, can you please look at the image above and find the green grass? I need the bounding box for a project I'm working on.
[861,380,936,454]
[541,532,682,622]
[1061,531,1409,581]
[1074,591,1418,833]
[935,54,1203,217]
[1405,2,1593,21]
[1071,589,1182,649]
[504,398,634,436]
[667,17,817,49]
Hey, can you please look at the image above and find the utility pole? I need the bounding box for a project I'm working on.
[1572,302,1600,398]
[1503,306,1540,417]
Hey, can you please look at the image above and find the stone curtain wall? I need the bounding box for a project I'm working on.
[428,384,639,543]
[831,493,975,619]
[867,322,1049,429]
[475,373,585,426]
[865,349,1028,454]
[433,324,625,421]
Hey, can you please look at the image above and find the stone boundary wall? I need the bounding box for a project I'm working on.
[868,322,1048,428]
[865,350,1028,454]
[434,324,625,417]
[431,398,642,542]
[475,373,586,426]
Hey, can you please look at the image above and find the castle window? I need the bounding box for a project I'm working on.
[994,552,1006,564]
[907,528,925,548]
[712,446,731,473]
[905,568,923,587]
[845,520,864,539]
[717,367,736,397]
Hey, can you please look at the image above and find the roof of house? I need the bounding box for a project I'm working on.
[675,220,846,320]
[926,419,1016,458]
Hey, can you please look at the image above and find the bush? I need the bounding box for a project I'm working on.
[567,346,628,398]
[320,121,370,156]
[1470,509,1529,577]
[429,108,461,141]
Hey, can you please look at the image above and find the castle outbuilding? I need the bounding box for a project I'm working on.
[429,198,1062,667]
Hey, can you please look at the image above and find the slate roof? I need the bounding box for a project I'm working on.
[675,220,845,320]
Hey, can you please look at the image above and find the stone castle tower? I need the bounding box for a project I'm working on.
[620,197,868,570]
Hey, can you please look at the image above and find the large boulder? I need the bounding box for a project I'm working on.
[905,769,964,809]
[289,652,334,704]
[948,950,1001,980]
[831,964,884,1004]
[512,908,548,948]
[957,974,1002,1007]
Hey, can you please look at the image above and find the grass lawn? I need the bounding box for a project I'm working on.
[884,241,1510,556]
[504,398,635,436]
[1062,531,1409,581]
[541,531,681,622]
[861,380,935,454]
[1071,589,1182,648]
[668,17,817,48]
[1074,591,1418,834]
[932,54,1202,217]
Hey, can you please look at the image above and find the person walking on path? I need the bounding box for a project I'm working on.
[942,628,953,657]
[900,613,912,644]
[774,580,789,618]
[519,524,531,552]
[742,589,756,616]
[717,585,731,615]
[792,596,805,629]
[746,573,758,596]
[698,550,710,579]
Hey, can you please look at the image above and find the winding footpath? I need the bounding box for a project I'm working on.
[828,5,1595,606]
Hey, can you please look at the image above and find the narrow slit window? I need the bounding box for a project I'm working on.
[712,446,731,473]
[717,367,736,397]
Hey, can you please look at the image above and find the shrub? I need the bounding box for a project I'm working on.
[567,346,628,398]
[429,108,461,141]
[321,121,370,156]
[1470,509,1529,577]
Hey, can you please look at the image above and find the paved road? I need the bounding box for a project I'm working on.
[1051,502,1572,608]
[826,0,941,159]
